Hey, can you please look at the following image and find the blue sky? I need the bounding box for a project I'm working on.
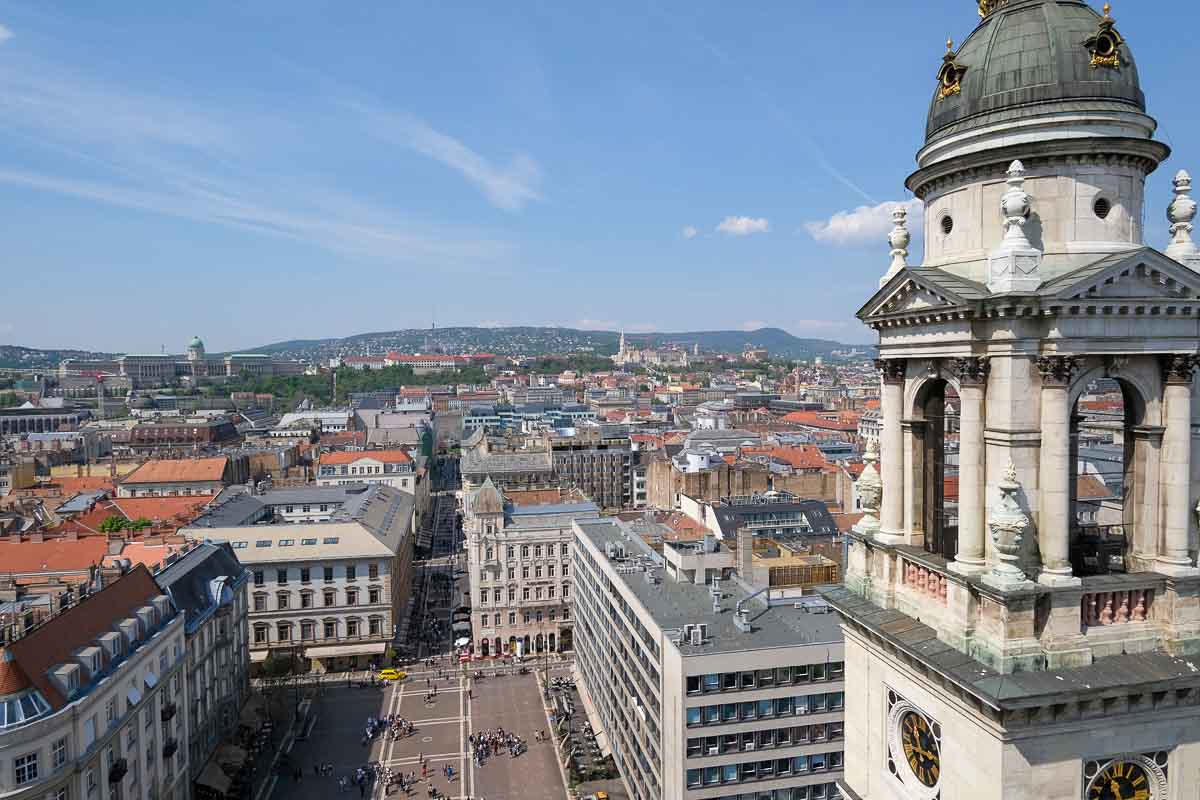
[1,1,1197,352]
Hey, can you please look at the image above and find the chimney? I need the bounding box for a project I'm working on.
[737,525,754,581]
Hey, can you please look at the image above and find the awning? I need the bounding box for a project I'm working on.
[573,665,612,758]
[197,762,232,795]
[144,672,159,690]
[127,686,143,706]
[304,642,387,659]
[250,650,269,663]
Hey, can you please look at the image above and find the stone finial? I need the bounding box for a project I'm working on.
[987,160,1042,294]
[1166,169,1199,264]
[983,459,1034,590]
[880,205,911,287]
[854,440,882,536]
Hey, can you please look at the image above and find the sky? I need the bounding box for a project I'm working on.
[1,1,1198,353]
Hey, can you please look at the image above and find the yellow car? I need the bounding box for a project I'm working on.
[378,669,406,681]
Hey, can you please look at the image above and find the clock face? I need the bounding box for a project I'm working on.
[899,710,940,788]
[1087,761,1152,800]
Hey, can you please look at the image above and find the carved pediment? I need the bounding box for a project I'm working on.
[858,269,972,322]
[1049,249,1200,303]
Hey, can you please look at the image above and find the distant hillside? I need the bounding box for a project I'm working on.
[0,345,115,370]
[247,326,869,362]
[1,326,871,371]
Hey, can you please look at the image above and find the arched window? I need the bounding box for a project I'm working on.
[914,379,959,560]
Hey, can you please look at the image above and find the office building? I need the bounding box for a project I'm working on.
[573,518,845,800]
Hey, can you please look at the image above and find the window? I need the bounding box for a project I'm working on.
[277,623,291,642]
[52,737,67,770]
[485,547,494,560]
[562,583,569,599]
[506,546,515,559]
[521,546,530,558]
[562,608,569,620]
[369,588,380,604]
[506,567,515,580]
[368,563,379,580]
[300,568,310,584]
[347,619,360,637]
[324,566,334,582]
[253,594,266,612]
[1094,196,1112,220]
[560,543,568,556]
[562,562,569,576]
[369,618,382,636]
[254,626,268,644]
[521,566,529,580]
[346,566,357,581]
[547,586,555,599]
[324,591,336,607]
[301,592,313,609]
[534,545,542,558]
[253,571,264,587]
[522,587,530,601]
[346,589,358,605]
[277,593,290,610]
[507,587,516,602]
[14,752,38,785]
[301,538,318,546]
[276,569,288,585]
[534,565,542,579]
[301,622,315,641]
[256,540,272,548]
[940,214,954,235]
[323,621,336,638]
[278,539,294,547]
[547,564,555,578]
[508,612,516,625]
[323,537,339,545]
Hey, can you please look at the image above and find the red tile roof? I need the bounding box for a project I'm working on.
[780,410,862,431]
[0,652,33,695]
[319,449,412,465]
[122,458,228,485]
[0,537,110,574]
[7,566,162,708]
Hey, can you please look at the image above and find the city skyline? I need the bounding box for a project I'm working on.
[2,1,1198,352]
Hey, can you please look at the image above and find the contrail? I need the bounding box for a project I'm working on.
[647,2,876,205]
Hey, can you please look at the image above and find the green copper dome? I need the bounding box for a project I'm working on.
[926,0,1144,146]
[189,336,204,349]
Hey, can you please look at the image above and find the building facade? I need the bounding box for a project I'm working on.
[185,485,414,672]
[822,3,1200,800]
[573,519,846,800]
[154,542,249,789]
[463,480,598,657]
[0,567,190,800]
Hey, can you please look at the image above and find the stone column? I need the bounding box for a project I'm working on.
[950,357,989,574]
[1037,356,1080,586]
[877,359,906,545]
[1159,355,1200,575]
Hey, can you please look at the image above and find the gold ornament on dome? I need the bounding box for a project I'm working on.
[936,39,968,102]
[978,0,1010,18]
[1084,3,1125,70]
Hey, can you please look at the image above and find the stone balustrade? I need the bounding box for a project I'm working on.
[1080,587,1153,631]
[902,558,948,606]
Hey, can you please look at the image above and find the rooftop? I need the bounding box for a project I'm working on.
[319,449,412,466]
[122,457,228,485]
[576,519,842,656]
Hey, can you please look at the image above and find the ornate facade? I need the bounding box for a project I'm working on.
[821,3,1200,799]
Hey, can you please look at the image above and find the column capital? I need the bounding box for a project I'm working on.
[1160,354,1200,385]
[950,356,990,387]
[1036,355,1079,387]
[874,358,907,384]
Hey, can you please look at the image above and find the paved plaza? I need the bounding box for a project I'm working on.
[268,666,567,800]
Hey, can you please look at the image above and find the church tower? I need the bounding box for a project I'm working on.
[822,3,1200,799]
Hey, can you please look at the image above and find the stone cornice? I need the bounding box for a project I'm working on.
[906,137,1171,199]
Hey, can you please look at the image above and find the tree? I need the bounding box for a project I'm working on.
[98,515,128,533]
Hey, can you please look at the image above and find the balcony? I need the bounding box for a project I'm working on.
[161,701,177,722]
[109,758,129,783]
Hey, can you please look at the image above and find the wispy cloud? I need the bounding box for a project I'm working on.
[717,216,769,236]
[741,320,766,331]
[804,199,922,246]
[681,225,698,240]
[0,59,510,264]
[350,105,542,212]
[0,24,13,43]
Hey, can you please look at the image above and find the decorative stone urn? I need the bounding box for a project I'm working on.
[856,439,882,535]
[987,160,1042,294]
[1167,169,1199,265]
[983,461,1035,590]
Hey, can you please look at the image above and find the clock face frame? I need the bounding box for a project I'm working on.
[1084,753,1167,800]
[885,688,942,800]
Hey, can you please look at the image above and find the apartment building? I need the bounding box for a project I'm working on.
[117,458,239,499]
[0,566,190,800]
[0,456,36,498]
[572,519,845,800]
[154,542,249,789]
[184,485,414,672]
[463,480,598,657]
